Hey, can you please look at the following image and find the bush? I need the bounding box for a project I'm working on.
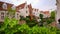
[0,17,60,34]
[15,24,57,34]
[46,18,54,24]
[20,16,37,27]
[56,29,60,34]
[0,17,18,34]
[26,19,37,27]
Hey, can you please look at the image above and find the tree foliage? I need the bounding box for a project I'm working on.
[7,8,16,18]
[51,11,55,19]
[39,14,43,19]
[0,17,60,34]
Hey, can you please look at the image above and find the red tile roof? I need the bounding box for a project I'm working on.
[16,3,26,10]
[28,4,32,13]
[28,4,33,20]
[16,3,26,12]
[43,11,49,14]
[0,1,13,11]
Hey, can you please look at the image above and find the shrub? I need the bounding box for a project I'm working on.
[26,19,37,27]
[0,17,60,34]
[0,17,18,34]
[46,18,54,24]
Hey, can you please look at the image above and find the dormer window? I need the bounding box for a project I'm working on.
[2,3,7,9]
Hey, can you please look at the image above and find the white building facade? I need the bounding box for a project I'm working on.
[0,1,16,22]
[56,0,60,23]
[32,8,40,17]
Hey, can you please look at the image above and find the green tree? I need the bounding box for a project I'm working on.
[0,17,18,34]
[8,8,16,18]
[39,14,44,26]
[39,14,43,19]
[51,11,55,19]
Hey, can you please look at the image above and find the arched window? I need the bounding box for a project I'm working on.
[2,3,7,9]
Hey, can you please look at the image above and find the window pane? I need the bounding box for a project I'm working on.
[1,12,4,15]
[1,16,4,20]
[26,11,27,13]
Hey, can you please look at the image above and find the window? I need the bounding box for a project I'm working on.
[1,12,4,20]
[17,14,18,15]
[1,16,4,20]
[2,3,7,9]
[26,7,27,8]
[17,14,19,17]
[35,9,36,11]
[1,12,4,15]
[26,11,27,13]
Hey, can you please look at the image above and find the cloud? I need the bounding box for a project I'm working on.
[13,0,40,6]
[27,0,39,4]
[0,0,56,10]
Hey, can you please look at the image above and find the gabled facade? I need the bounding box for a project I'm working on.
[16,2,28,18]
[0,1,33,22]
[0,1,14,22]
[16,2,33,20]
[32,8,40,17]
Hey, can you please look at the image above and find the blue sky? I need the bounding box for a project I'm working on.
[0,0,56,11]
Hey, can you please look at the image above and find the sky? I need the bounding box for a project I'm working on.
[0,0,56,11]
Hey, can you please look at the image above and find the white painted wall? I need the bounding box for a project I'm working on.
[0,10,17,22]
[43,14,47,18]
[43,13,50,18]
[0,11,7,22]
[56,0,60,23]
[32,9,40,17]
[18,4,29,18]
[15,12,20,20]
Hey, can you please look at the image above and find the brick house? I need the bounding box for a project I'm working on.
[56,0,60,23]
